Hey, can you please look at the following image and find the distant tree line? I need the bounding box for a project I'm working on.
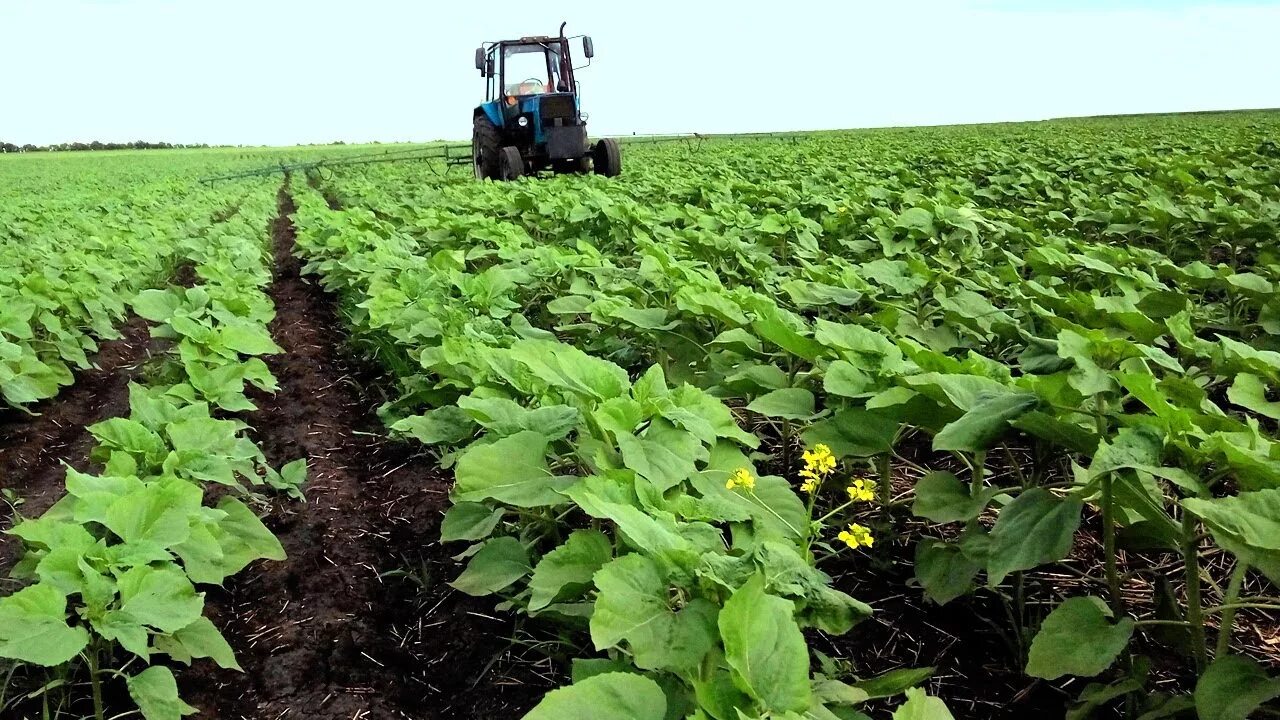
[0,140,217,153]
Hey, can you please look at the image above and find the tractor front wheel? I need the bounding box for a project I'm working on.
[592,138,621,177]
[472,115,500,180]
[499,146,525,181]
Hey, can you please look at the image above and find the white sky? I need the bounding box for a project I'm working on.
[2,0,1278,146]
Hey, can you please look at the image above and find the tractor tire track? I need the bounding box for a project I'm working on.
[183,182,553,720]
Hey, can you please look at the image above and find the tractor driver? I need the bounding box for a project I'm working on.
[504,44,562,96]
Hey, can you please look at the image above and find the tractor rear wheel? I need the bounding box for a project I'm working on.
[499,146,525,181]
[592,138,621,177]
[472,115,500,180]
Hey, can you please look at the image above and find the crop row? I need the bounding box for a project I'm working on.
[0,182,305,719]
[297,114,1280,718]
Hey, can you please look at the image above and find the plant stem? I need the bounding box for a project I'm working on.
[1101,470,1125,618]
[87,643,104,720]
[970,450,986,497]
[878,453,892,520]
[1215,561,1249,658]
[1205,602,1280,614]
[1182,510,1208,672]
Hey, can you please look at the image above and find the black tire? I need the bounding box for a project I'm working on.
[499,146,524,181]
[592,137,621,177]
[472,115,501,180]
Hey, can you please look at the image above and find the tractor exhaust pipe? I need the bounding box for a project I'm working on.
[559,21,567,39]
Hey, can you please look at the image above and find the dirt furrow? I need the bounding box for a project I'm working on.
[0,314,156,570]
[183,184,553,720]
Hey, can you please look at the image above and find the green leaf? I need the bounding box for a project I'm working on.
[1025,596,1134,680]
[440,502,505,543]
[528,529,612,611]
[127,666,198,720]
[718,574,810,712]
[132,289,181,322]
[1090,425,1164,477]
[824,360,872,398]
[0,584,91,666]
[853,666,936,700]
[520,672,667,720]
[219,323,281,356]
[914,540,978,605]
[911,471,996,524]
[802,408,898,459]
[617,419,704,491]
[449,536,530,596]
[452,431,575,507]
[392,406,475,445]
[457,395,581,440]
[168,616,241,671]
[117,565,205,633]
[1183,489,1280,583]
[891,688,955,720]
[508,339,631,401]
[1194,655,1280,720]
[932,392,1038,452]
[1227,373,1280,421]
[746,388,816,420]
[986,488,1083,586]
[590,554,718,672]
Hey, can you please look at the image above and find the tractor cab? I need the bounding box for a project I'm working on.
[472,25,620,180]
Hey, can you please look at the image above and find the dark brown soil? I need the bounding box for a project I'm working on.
[180,184,555,720]
[0,315,156,572]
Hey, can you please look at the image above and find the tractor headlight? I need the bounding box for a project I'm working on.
[517,116,529,127]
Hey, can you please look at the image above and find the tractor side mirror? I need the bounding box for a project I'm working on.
[583,36,594,59]
[475,47,486,72]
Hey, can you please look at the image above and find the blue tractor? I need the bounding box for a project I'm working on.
[473,24,620,180]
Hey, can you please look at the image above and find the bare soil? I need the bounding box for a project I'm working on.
[180,185,555,720]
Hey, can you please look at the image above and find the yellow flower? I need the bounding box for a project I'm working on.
[802,444,837,476]
[800,476,819,494]
[847,478,878,503]
[836,523,875,550]
[726,467,756,492]
[837,206,848,214]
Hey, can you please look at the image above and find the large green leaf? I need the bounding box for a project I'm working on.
[986,488,1082,585]
[1194,655,1280,720]
[891,688,955,720]
[1227,373,1280,421]
[127,666,198,720]
[911,471,996,524]
[450,536,530,596]
[0,583,91,666]
[117,564,205,634]
[1025,596,1134,680]
[440,502,505,543]
[452,431,575,507]
[617,419,704,491]
[914,540,978,605]
[718,574,810,713]
[802,408,898,459]
[528,529,612,611]
[521,672,667,720]
[932,391,1038,452]
[746,388,816,420]
[590,554,717,672]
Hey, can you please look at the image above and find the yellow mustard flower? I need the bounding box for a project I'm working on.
[836,523,875,550]
[726,467,756,492]
[847,478,878,503]
[798,443,837,493]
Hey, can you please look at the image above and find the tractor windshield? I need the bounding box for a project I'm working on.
[502,43,564,96]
